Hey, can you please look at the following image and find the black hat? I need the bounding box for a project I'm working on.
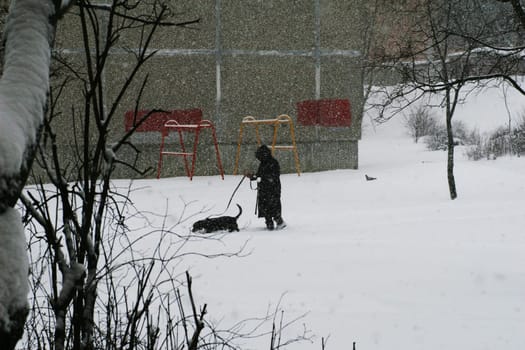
[255,145,271,160]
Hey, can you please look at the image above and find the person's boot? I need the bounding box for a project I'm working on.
[265,218,274,230]
[275,216,286,230]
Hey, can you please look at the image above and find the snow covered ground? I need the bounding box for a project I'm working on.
[119,84,525,350]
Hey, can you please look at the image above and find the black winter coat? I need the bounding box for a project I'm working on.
[254,146,282,218]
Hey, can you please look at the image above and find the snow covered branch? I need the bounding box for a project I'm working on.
[0,0,65,348]
[0,0,55,211]
[0,208,29,349]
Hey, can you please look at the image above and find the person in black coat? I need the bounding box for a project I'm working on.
[245,145,286,230]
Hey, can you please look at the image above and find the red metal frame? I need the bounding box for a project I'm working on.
[157,119,224,180]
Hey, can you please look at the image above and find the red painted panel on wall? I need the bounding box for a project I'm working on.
[124,110,170,132]
[297,99,351,127]
[297,100,320,126]
[319,99,351,127]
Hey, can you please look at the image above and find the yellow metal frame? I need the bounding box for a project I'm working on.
[234,114,301,176]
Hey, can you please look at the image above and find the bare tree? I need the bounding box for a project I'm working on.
[369,0,523,199]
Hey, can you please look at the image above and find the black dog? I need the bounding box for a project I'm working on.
[192,204,242,233]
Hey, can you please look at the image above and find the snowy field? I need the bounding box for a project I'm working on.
[116,84,525,350]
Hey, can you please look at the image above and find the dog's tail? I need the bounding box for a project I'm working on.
[235,203,243,219]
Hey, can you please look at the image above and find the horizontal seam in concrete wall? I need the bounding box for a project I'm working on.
[56,48,361,58]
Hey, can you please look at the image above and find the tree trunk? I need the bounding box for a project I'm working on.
[445,88,458,200]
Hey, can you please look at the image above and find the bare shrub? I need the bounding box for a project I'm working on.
[464,113,525,160]
[512,112,525,156]
[404,106,438,143]
[424,124,448,151]
[464,131,489,160]
[425,120,475,151]
[465,111,525,160]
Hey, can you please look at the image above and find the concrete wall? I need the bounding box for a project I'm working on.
[50,0,364,178]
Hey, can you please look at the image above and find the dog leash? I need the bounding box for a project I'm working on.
[225,175,247,211]
[209,175,247,218]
